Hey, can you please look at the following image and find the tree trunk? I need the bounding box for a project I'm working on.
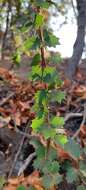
[1,0,11,59]
[66,0,86,79]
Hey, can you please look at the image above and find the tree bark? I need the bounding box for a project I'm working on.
[66,0,86,79]
[1,0,11,59]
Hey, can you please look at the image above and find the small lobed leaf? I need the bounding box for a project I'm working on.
[55,134,67,145]
[42,160,60,174]
[66,167,78,183]
[32,65,41,77]
[48,161,60,174]
[36,144,45,158]
[64,139,81,158]
[42,173,62,189]
[0,176,6,189]
[12,50,21,65]
[24,37,36,50]
[54,174,63,185]
[56,91,65,103]
[31,117,44,132]
[50,54,62,64]
[48,147,57,161]
[17,185,26,190]
[34,1,50,8]
[35,14,44,28]
[38,89,47,105]
[42,128,56,139]
[33,157,44,170]
[31,37,41,50]
[43,73,51,83]
[79,160,86,177]
[44,30,60,47]
[31,53,41,66]
[51,116,64,127]
[42,175,53,189]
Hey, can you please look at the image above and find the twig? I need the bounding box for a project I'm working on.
[64,112,83,122]
[18,152,36,176]
[15,125,39,139]
[8,122,30,178]
[0,92,15,107]
[71,0,77,19]
[72,104,86,139]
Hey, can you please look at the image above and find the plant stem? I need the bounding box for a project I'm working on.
[38,27,46,81]
[37,21,50,160]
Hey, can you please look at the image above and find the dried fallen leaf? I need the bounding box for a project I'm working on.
[63,79,71,88]
[0,116,11,128]
[73,85,86,97]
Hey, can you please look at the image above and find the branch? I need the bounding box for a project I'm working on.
[18,152,36,176]
[64,112,83,122]
[71,0,77,19]
[8,122,30,178]
[72,103,86,139]
[0,92,15,107]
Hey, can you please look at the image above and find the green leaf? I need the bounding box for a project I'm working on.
[42,128,56,139]
[79,161,86,177]
[32,65,41,77]
[31,53,41,66]
[79,160,86,171]
[51,116,64,127]
[43,73,51,83]
[55,134,68,145]
[0,176,6,189]
[49,34,58,47]
[17,185,26,190]
[31,117,44,132]
[35,14,44,28]
[32,73,41,81]
[50,54,62,64]
[12,50,21,65]
[37,106,44,118]
[44,30,59,47]
[39,90,47,105]
[56,91,65,103]
[42,175,53,189]
[42,160,60,174]
[36,144,46,158]
[31,37,40,50]
[54,174,62,185]
[24,37,36,50]
[77,185,86,190]
[66,167,78,183]
[42,173,62,189]
[43,67,57,84]
[34,1,50,8]
[30,139,43,150]
[48,161,60,174]
[33,157,44,170]
[64,140,81,158]
[48,147,57,161]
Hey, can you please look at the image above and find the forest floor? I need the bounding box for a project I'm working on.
[0,55,86,190]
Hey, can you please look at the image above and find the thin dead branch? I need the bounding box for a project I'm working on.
[0,92,15,107]
[72,103,86,139]
[18,152,36,176]
[8,122,30,178]
[64,112,83,122]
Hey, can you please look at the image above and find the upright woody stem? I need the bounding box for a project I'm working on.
[38,28,46,81]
